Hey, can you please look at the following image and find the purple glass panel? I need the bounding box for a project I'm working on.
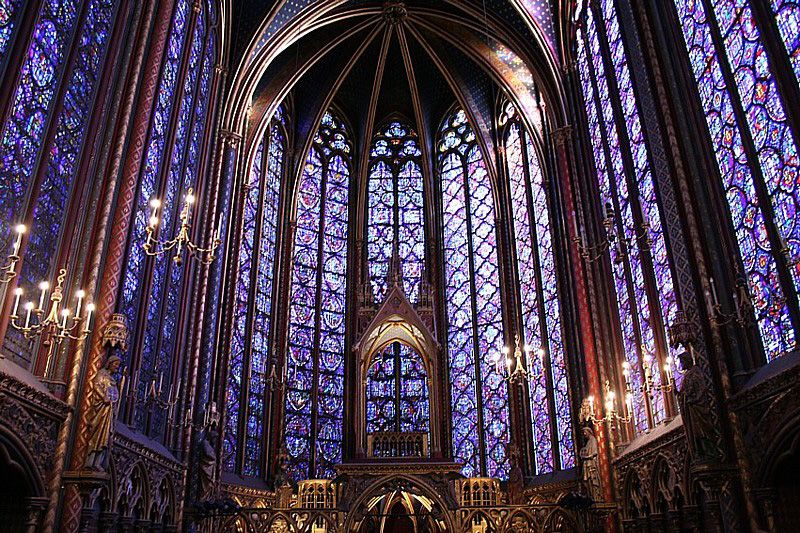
[367,121,424,303]
[285,112,350,481]
[771,0,800,84]
[224,135,264,470]
[22,0,115,292]
[577,27,648,431]
[587,10,667,423]
[525,133,574,468]
[243,123,285,477]
[506,123,553,473]
[119,0,190,406]
[441,109,509,479]
[0,0,24,61]
[673,0,796,358]
[0,0,79,249]
[712,0,800,306]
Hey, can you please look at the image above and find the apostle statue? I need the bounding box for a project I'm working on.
[579,426,602,502]
[85,355,122,470]
[677,351,718,462]
[198,423,219,499]
[507,443,525,504]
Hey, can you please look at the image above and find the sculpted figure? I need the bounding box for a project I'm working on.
[198,424,218,499]
[677,352,717,461]
[579,426,602,502]
[507,443,525,504]
[85,356,122,470]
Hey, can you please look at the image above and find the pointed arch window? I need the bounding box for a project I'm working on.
[500,103,574,472]
[367,120,425,303]
[438,108,509,479]
[672,0,800,361]
[284,111,351,481]
[365,342,430,437]
[576,3,681,433]
[0,0,117,364]
[117,0,217,438]
[223,110,286,477]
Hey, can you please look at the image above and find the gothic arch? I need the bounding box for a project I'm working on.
[352,282,441,457]
[341,473,456,533]
[0,427,45,497]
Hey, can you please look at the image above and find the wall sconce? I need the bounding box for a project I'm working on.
[144,188,221,266]
[707,276,754,327]
[573,203,651,264]
[582,380,632,426]
[8,268,95,377]
[495,334,545,384]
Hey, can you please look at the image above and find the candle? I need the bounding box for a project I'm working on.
[709,277,720,307]
[84,303,94,331]
[60,308,70,330]
[587,395,595,417]
[12,287,22,316]
[12,224,25,255]
[149,197,160,227]
[158,372,163,394]
[24,302,34,329]
[625,392,633,416]
[75,289,85,319]
[37,281,49,311]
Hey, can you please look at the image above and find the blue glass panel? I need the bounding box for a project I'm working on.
[285,111,350,481]
[673,0,796,358]
[0,0,80,248]
[0,0,24,61]
[440,109,509,479]
[22,0,115,290]
[367,121,424,303]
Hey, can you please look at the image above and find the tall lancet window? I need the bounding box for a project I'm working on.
[500,103,575,472]
[223,109,286,477]
[576,3,681,433]
[284,111,351,481]
[117,0,217,438]
[367,120,425,302]
[365,342,430,438]
[672,0,800,361]
[438,108,509,479]
[0,0,117,364]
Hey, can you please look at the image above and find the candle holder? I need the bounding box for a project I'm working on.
[495,334,545,384]
[582,381,632,427]
[144,188,221,266]
[1,224,27,284]
[707,276,754,328]
[573,203,651,264]
[266,362,285,392]
[8,268,95,377]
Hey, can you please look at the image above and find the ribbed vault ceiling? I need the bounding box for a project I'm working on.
[240,1,564,174]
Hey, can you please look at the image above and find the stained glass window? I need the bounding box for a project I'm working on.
[223,114,286,477]
[119,0,191,429]
[116,0,218,438]
[284,111,351,481]
[576,4,683,432]
[672,0,799,360]
[20,0,116,291]
[365,342,430,437]
[0,0,24,62]
[439,108,509,480]
[770,0,800,86]
[0,0,81,252]
[0,0,116,365]
[367,121,425,302]
[501,103,574,473]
